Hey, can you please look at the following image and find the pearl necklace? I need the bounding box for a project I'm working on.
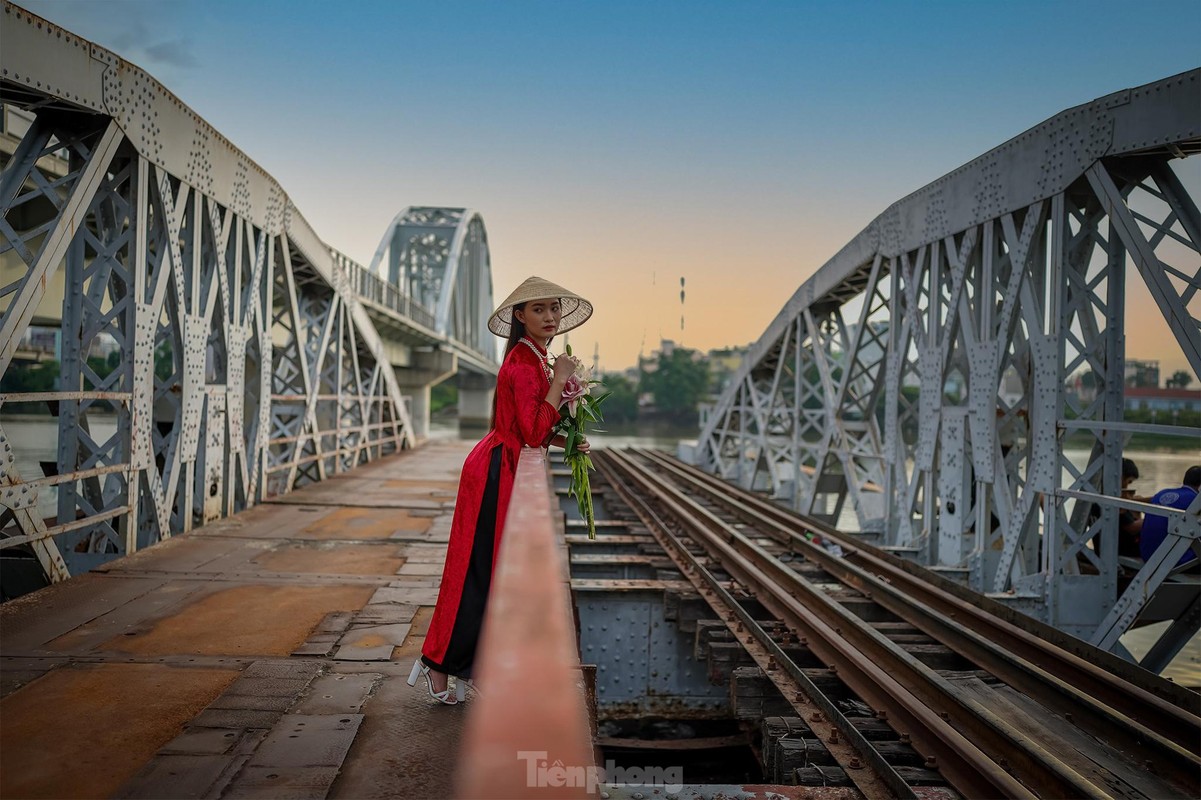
[519,337,553,382]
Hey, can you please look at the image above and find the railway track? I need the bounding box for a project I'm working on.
[593,447,1201,800]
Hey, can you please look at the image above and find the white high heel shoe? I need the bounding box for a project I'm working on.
[407,660,457,705]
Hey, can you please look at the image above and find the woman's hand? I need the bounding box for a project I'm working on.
[546,354,579,408]
[549,433,590,454]
[551,355,576,387]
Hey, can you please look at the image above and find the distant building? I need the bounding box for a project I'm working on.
[638,338,679,375]
[88,333,120,359]
[943,372,966,403]
[636,338,738,411]
[639,338,712,373]
[706,346,747,394]
[20,327,57,354]
[11,326,58,364]
[1125,359,1160,388]
[999,366,1025,406]
[1124,386,1201,413]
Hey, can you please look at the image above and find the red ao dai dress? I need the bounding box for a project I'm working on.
[420,337,560,678]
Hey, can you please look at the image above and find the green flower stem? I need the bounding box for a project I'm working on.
[555,383,611,541]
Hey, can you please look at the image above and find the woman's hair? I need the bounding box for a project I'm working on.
[502,302,528,359]
[1184,465,1201,490]
[1122,458,1139,481]
[491,302,528,429]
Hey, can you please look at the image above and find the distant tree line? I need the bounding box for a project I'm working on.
[429,345,718,427]
[0,346,187,415]
[1,352,127,413]
[1166,370,1194,389]
[640,348,711,420]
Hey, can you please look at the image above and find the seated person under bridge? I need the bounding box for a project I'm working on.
[1089,458,1147,560]
[1138,466,1201,572]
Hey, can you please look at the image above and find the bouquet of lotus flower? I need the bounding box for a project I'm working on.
[552,345,610,539]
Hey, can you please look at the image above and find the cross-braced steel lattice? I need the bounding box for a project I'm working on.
[366,206,497,369]
[697,70,1201,663]
[0,3,465,589]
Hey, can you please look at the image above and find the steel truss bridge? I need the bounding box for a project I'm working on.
[0,2,498,588]
[1,2,1197,668]
[697,69,1201,663]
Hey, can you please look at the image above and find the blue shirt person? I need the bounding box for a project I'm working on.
[1138,466,1201,567]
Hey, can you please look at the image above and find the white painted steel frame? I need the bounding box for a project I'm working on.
[0,3,422,585]
[366,206,498,373]
[697,69,1201,658]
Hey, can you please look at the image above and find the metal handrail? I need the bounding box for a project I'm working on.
[456,447,595,799]
[330,248,438,330]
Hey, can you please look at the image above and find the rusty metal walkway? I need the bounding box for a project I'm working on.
[0,440,479,800]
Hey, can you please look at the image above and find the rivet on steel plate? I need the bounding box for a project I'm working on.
[848,758,862,769]
[899,733,911,744]
[925,756,937,768]
[810,712,821,722]
[828,729,839,744]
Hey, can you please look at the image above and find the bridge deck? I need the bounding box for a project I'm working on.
[0,440,476,800]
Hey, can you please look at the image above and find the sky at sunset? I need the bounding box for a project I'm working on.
[17,0,1201,374]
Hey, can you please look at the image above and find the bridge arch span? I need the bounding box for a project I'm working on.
[368,206,496,365]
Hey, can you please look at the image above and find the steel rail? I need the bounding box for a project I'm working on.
[596,449,915,800]
[601,449,1063,799]
[643,448,1201,779]
[624,449,1186,797]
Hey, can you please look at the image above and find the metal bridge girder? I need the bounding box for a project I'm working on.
[0,2,421,587]
[697,69,1201,653]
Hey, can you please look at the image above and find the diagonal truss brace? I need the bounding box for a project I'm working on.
[1,121,125,374]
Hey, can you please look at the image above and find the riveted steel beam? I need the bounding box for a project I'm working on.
[696,70,1200,650]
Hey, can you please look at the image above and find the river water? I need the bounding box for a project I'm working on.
[5,414,1198,683]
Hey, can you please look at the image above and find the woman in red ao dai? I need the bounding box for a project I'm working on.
[407,276,593,704]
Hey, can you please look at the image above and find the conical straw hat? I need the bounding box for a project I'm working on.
[488,276,593,338]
